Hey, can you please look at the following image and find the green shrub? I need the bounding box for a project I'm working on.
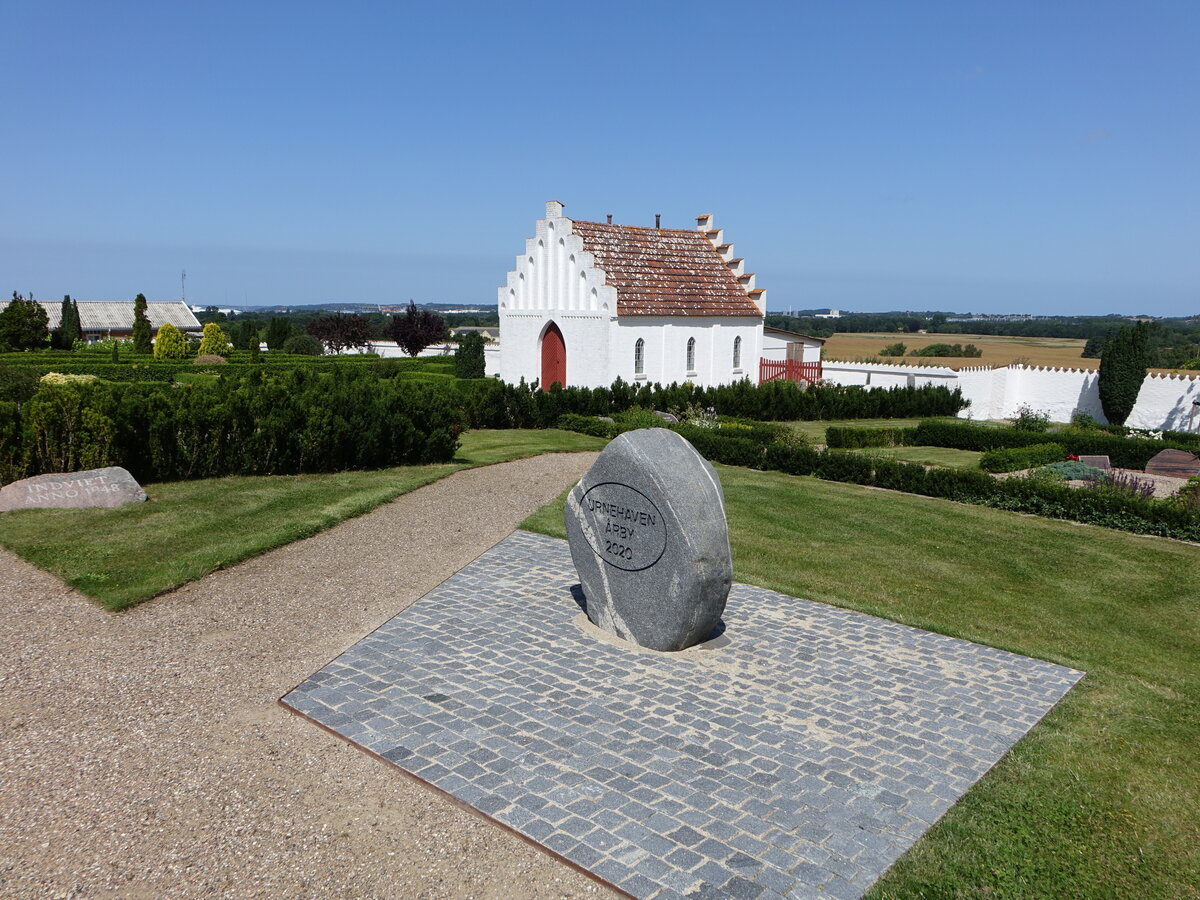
[979,443,1065,473]
[556,414,619,439]
[0,367,41,404]
[454,332,487,378]
[153,324,189,360]
[197,322,233,357]
[816,450,875,483]
[1011,404,1051,432]
[1044,460,1106,481]
[870,458,929,493]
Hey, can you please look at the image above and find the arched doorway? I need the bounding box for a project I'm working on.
[540,321,566,389]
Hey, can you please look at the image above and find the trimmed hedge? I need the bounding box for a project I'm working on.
[979,443,1066,473]
[757,441,1200,541]
[558,418,1200,542]
[913,420,1198,469]
[2,370,465,483]
[825,425,918,449]
[455,378,965,430]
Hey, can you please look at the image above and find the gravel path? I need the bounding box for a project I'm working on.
[0,452,617,900]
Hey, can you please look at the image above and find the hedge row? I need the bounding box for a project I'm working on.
[557,413,789,469]
[911,421,1193,469]
[979,443,1067,473]
[825,425,918,449]
[454,378,965,429]
[749,442,1199,542]
[0,354,455,387]
[556,417,1200,541]
[1,369,465,484]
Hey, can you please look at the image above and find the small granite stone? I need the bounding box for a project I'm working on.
[0,466,147,512]
[564,428,732,651]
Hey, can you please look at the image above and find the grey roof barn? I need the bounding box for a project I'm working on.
[0,300,201,338]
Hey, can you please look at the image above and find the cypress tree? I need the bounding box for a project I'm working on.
[69,299,82,346]
[53,295,73,349]
[266,316,292,351]
[132,293,152,354]
[1098,322,1150,425]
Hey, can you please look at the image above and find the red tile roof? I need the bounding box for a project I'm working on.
[570,220,763,318]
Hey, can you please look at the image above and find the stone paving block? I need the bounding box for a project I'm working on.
[281,531,1082,900]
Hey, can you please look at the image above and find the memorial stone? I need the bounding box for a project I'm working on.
[0,466,147,512]
[1144,448,1200,479]
[564,428,732,651]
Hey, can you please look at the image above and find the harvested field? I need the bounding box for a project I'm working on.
[823,332,1093,369]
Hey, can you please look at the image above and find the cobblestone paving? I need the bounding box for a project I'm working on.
[282,531,1083,900]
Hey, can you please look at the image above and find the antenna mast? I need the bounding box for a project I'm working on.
[181,269,187,305]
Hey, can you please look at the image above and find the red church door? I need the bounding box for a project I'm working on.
[540,322,566,389]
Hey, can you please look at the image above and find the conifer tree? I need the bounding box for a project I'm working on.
[266,316,292,350]
[1098,322,1150,425]
[53,295,73,349]
[152,323,189,359]
[132,293,152,354]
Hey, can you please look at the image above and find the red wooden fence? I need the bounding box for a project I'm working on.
[759,358,823,385]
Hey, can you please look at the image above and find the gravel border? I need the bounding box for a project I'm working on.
[0,452,615,900]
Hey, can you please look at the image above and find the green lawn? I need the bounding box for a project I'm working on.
[523,466,1200,898]
[0,429,604,611]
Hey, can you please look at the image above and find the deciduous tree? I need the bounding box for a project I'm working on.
[386,301,445,357]
[306,314,375,354]
[0,292,50,351]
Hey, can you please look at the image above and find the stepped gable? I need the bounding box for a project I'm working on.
[569,219,762,318]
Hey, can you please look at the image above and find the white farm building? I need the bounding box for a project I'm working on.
[499,202,822,389]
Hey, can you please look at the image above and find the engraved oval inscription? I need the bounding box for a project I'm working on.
[579,482,667,572]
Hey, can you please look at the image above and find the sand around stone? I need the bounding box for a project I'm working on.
[0,465,146,512]
[283,530,1084,900]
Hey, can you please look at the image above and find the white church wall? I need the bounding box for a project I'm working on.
[614,318,761,387]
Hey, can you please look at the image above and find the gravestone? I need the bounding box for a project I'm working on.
[1144,448,1200,478]
[1077,455,1111,470]
[564,428,731,651]
[0,466,147,512]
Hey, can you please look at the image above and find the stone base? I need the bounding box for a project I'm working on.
[281,531,1082,900]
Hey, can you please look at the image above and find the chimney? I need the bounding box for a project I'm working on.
[607,214,612,224]
[655,214,661,229]
[545,200,564,218]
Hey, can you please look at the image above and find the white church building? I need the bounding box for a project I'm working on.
[499,202,820,389]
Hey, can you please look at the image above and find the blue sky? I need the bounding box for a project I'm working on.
[2,1,1196,316]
